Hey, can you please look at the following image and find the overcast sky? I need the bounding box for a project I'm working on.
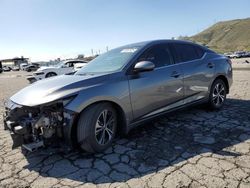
[0,0,250,61]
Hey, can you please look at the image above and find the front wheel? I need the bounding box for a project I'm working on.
[77,103,117,153]
[45,72,57,78]
[208,79,227,110]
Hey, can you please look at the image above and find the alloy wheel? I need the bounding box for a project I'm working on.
[212,83,225,106]
[95,109,115,145]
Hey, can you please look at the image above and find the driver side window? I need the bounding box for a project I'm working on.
[65,62,74,67]
[138,44,173,68]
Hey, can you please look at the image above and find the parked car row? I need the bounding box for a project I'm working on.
[0,59,88,82]
[0,63,39,72]
[224,51,250,58]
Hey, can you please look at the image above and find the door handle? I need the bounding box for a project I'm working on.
[171,71,180,78]
[207,62,214,68]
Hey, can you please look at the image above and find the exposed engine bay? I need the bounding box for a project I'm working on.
[3,100,72,151]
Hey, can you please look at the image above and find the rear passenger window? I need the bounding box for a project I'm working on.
[173,43,204,63]
[138,45,173,68]
[194,46,205,58]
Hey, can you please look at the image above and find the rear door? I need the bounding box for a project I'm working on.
[172,43,215,103]
[128,44,184,120]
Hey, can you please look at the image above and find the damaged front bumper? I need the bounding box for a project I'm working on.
[3,100,77,151]
[3,118,28,149]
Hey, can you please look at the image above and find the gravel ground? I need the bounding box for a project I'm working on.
[0,70,249,188]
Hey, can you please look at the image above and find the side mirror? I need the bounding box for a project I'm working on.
[133,61,155,73]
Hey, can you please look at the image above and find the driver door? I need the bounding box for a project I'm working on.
[128,44,184,120]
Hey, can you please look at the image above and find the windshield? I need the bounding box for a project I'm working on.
[76,45,141,74]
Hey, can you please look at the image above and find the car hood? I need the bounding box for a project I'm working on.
[37,66,56,71]
[10,73,108,106]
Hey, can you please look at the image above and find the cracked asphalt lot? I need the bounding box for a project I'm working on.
[0,70,250,188]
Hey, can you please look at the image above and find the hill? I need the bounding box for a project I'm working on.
[186,18,250,53]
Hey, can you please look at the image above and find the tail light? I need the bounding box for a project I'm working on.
[227,59,232,65]
[227,59,232,71]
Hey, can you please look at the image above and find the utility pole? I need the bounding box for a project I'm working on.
[106,46,109,52]
[91,49,94,56]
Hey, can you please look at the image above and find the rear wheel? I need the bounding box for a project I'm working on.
[45,72,57,78]
[208,79,227,110]
[77,103,117,153]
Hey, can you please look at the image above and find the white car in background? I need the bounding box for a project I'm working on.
[27,60,87,83]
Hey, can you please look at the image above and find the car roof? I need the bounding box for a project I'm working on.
[117,39,215,55]
[120,39,208,49]
[63,60,87,63]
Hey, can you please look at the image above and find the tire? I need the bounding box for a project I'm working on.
[45,72,57,78]
[77,103,117,153]
[208,79,227,110]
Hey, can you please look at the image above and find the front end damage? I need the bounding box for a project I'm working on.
[3,100,76,151]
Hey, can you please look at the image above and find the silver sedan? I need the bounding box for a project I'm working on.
[4,40,232,153]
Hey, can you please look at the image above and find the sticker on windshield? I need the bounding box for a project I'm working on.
[121,48,138,53]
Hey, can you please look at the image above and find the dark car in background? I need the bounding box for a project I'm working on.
[0,62,2,73]
[24,64,40,72]
[243,51,250,57]
[3,40,232,153]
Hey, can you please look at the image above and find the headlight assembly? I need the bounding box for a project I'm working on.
[34,72,45,75]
